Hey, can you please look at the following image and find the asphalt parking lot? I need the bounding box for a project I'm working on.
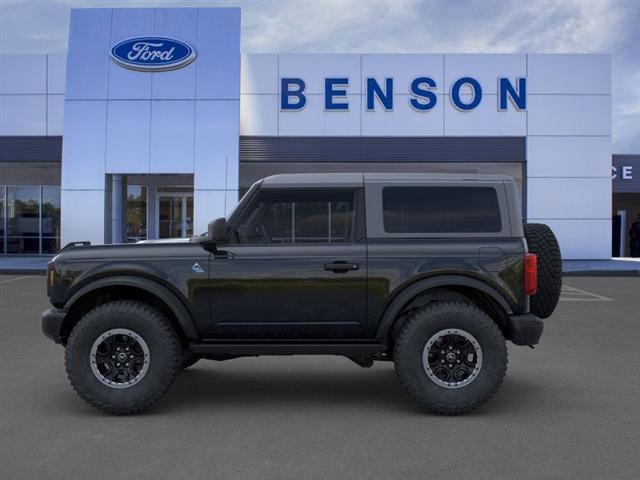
[1,274,639,479]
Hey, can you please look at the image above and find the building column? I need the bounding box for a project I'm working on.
[111,174,126,244]
[147,181,158,240]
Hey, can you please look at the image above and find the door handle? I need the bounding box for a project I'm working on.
[324,261,359,273]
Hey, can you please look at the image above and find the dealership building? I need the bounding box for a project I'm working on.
[0,7,637,259]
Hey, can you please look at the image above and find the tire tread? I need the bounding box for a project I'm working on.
[65,300,181,415]
[394,302,508,415]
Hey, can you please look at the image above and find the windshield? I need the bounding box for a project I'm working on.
[193,180,262,237]
[227,180,261,227]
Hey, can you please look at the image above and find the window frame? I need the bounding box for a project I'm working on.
[230,187,360,246]
[365,180,512,239]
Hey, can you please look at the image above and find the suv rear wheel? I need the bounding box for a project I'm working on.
[394,302,507,414]
[65,300,182,415]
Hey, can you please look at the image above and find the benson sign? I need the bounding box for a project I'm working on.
[280,77,527,112]
[110,36,197,72]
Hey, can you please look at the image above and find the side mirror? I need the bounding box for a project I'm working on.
[208,217,228,243]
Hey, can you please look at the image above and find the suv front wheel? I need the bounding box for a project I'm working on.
[65,300,182,415]
[394,302,507,414]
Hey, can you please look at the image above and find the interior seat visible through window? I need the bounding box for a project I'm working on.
[235,190,356,245]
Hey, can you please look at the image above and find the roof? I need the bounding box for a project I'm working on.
[364,172,514,182]
[260,172,514,188]
[261,173,364,188]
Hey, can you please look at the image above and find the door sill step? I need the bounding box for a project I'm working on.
[190,342,387,356]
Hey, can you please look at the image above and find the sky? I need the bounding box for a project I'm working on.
[1,0,639,152]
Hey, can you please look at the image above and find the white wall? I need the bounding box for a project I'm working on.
[526,54,611,259]
[0,54,65,136]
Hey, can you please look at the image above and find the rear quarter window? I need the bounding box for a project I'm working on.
[382,186,502,233]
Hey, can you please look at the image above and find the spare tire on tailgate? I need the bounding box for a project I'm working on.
[524,223,562,319]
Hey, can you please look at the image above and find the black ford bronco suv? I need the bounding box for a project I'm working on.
[42,173,562,415]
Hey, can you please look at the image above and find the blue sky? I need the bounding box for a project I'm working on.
[1,0,638,152]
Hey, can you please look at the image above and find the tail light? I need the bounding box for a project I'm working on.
[524,253,538,295]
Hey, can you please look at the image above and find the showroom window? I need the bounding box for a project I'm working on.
[0,186,61,255]
[126,186,147,242]
[7,186,40,254]
[41,187,61,253]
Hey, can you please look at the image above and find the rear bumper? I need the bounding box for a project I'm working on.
[506,313,543,346]
[41,308,67,344]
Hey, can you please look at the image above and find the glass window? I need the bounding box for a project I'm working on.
[382,186,502,234]
[41,187,61,254]
[240,161,524,214]
[6,186,40,254]
[236,190,355,244]
[0,186,61,254]
[126,186,147,242]
[186,195,193,237]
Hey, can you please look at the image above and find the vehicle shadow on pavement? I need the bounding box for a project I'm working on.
[151,363,550,416]
[159,365,410,413]
[42,362,551,417]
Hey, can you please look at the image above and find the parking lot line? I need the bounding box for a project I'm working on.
[0,275,34,285]
[560,285,613,302]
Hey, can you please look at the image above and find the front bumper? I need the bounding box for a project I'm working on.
[41,308,68,344]
[506,313,543,346]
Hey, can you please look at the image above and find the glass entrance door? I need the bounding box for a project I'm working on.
[158,193,193,239]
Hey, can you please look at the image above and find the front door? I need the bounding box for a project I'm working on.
[158,193,193,239]
[208,188,367,339]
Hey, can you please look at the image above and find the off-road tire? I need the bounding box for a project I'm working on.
[524,223,562,319]
[65,300,182,415]
[394,302,508,415]
[181,350,201,369]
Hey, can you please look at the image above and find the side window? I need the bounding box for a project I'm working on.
[236,190,356,244]
[382,186,502,233]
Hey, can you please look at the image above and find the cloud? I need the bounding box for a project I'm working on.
[1,0,638,151]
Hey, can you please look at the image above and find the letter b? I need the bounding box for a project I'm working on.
[281,78,307,110]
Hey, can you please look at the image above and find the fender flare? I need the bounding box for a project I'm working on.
[64,275,198,339]
[375,275,513,340]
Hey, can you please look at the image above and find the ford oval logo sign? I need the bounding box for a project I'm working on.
[110,36,196,72]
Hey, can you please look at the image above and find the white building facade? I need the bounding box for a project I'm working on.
[0,7,613,259]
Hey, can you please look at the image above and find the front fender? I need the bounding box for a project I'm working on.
[64,275,198,339]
